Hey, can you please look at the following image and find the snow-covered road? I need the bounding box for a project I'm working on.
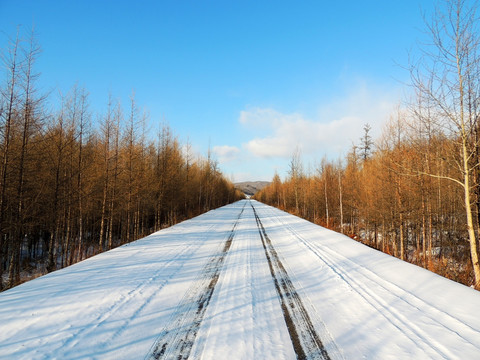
[1,200,480,359]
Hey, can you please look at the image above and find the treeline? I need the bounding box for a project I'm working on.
[254,123,474,286]
[0,30,243,290]
[256,0,480,289]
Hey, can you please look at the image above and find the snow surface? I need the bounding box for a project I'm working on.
[1,200,480,359]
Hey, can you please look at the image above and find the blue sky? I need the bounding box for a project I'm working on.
[0,0,434,181]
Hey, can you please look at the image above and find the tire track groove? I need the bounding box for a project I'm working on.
[278,215,458,359]
[147,203,246,360]
[251,203,330,360]
[55,226,216,357]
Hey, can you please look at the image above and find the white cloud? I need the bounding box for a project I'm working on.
[239,108,284,127]
[240,82,397,160]
[213,145,241,163]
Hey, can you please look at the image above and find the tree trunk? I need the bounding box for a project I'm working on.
[399,212,405,261]
[463,135,480,287]
[324,177,329,228]
[99,114,111,251]
[0,30,20,290]
[338,169,344,233]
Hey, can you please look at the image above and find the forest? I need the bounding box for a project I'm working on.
[0,29,244,291]
[255,1,480,289]
[3,0,479,293]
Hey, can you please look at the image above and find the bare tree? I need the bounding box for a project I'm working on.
[0,29,21,289]
[409,0,480,287]
[107,102,121,250]
[0,26,244,291]
[8,27,42,286]
[75,87,89,262]
[288,147,302,214]
[359,123,374,161]
[47,102,66,271]
[125,92,138,243]
[337,159,344,233]
[318,157,330,228]
[98,95,113,251]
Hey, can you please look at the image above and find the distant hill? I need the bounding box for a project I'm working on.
[235,181,270,196]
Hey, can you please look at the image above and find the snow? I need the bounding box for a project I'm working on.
[1,200,480,359]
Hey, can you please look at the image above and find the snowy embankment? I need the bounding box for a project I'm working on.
[1,200,480,359]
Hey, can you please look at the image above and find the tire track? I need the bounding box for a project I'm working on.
[55,225,216,357]
[147,202,246,360]
[101,224,219,346]
[266,207,466,359]
[251,202,330,360]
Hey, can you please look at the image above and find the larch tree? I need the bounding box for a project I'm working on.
[318,157,330,228]
[8,28,43,286]
[359,123,374,162]
[0,25,244,292]
[107,102,122,250]
[98,96,114,251]
[0,29,21,290]
[337,159,344,233]
[74,87,89,263]
[288,148,302,214]
[46,103,67,271]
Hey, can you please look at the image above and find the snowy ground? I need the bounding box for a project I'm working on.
[1,200,480,359]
